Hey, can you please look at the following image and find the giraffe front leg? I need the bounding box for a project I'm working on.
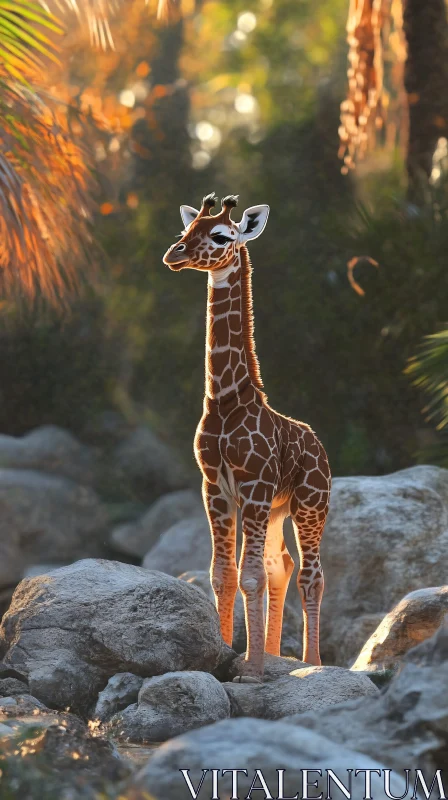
[202,480,238,647]
[234,490,272,683]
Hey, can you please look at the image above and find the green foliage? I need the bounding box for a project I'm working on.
[407,329,448,431]
[0,0,61,83]
[0,300,113,434]
[406,327,448,467]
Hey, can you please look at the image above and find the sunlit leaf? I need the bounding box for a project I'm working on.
[406,329,448,431]
[40,0,158,50]
[0,81,96,305]
[0,0,62,82]
[156,0,180,24]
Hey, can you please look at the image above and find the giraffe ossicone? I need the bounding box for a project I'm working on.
[163,193,331,681]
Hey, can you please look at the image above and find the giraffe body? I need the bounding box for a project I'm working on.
[163,193,331,680]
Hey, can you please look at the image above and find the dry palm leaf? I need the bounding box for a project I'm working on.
[156,0,180,24]
[0,81,95,304]
[347,255,379,296]
[38,0,174,50]
[41,0,120,48]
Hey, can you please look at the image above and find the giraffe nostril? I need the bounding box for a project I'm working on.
[175,243,187,252]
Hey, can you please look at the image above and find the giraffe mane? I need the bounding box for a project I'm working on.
[240,245,265,395]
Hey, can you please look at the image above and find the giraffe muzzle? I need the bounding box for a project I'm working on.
[163,243,190,269]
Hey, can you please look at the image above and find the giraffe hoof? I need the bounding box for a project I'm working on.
[232,675,262,684]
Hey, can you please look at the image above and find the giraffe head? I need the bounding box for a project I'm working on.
[163,192,269,272]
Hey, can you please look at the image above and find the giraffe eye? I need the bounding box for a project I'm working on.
[211,234,232,246]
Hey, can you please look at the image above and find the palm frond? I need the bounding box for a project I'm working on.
[38,0,177,50]
[0,0,62,81]
[406,328,448,430]
[156,0,180,24]
[47,0,119,48]
[0,81,95,305]
[39,0,156,50]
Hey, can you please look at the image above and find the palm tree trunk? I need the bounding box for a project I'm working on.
[403,0,448,203]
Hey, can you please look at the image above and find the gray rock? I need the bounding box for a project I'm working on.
[0,694,48,716]
[0,559,225,715]
[320,465,448,664]
[285,617,448,773]
[179,569,303,658]
[0,677,28,697]
[0,662,28,682]
[0,426,98,486]
[179,569,214,597]
[113,426,191,502]
[0,470,108,589]
[143,517,212,576]
[94,673,143,722]
[128,717,408,800]
[0,704,130,791]
[23,564,67,579]
[111,490,205,558]
[352,586,448,672]
[108,671,230,743]
[224,665,378,719]
[338,612,385,666]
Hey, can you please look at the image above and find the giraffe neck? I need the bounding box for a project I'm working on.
[205,246,264,403]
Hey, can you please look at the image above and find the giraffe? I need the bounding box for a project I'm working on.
[163,192,331,682]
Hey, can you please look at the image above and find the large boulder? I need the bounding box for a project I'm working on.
[352,586,448,672]
[0,426,98,486]
[143,517,212,576]
[128,717,408,800]
[111,490,205,558]
[286,617,448,774]
[224,665,378,719]
[180,569,303,658]
[0,560,225,715]
[112,426,191,502]
[320,465,448,664]
[108,671,230,743]
[0,470,108,589]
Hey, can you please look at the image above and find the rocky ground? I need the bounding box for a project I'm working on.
[0,423,447,798]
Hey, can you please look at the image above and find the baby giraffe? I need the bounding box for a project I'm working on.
[163,193,331,682]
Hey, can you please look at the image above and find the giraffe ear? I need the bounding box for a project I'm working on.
[237,205,270,243]
[180,205,200,228]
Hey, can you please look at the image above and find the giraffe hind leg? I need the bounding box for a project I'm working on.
[291,510,326,666]
[264,506,294,656]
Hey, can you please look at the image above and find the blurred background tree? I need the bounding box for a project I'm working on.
[0,0,447,476]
